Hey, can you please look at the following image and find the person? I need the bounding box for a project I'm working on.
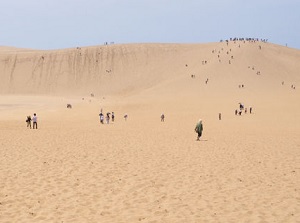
[26,116,32,129]
[161,113,165,122]
[219,113,221,120]
[32,113,38,129]
[195,119,203,141]
[124,114,128,121]
[239,103,244,110]
[106,113,110,124]
[99,112,104,124]
[111,112,115,122]
[249,107,252,114]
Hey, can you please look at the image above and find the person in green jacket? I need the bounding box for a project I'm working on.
[195,119,203,141]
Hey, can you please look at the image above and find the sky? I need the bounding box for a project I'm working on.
[0,0,299,50]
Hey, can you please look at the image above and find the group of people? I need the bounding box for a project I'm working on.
[97,111,204,141]
[26,113,38,129]
[99,111,115,124]
[220,38,268,43]
[235,103,252,115]
[24,106,258,141]
[282,82,296,90]
[98,111,131,124]
[25,110,205,141]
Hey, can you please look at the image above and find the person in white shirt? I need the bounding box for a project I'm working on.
[106,113,110,124]
[32,113,38,129]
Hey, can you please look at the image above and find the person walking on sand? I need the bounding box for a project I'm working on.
[26,115,32,129]
[99,112,104,124]
[32,113,38,129]
[195,119,203,141]
[112,112,115,122]
[106,113,110,124]
[161,113,165,122]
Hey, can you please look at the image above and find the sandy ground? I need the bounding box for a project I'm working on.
[0,92,299,223]
[0,42,300,222]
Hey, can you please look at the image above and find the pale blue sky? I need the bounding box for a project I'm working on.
[0,0,299,50]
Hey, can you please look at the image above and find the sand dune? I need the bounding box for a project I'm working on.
[1,42,299,96]
[0,41,299,222]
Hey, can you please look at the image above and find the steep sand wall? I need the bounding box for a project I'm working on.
[0,44,189,95]
[0,42,299,96]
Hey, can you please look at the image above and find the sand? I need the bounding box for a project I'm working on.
[0,41,300,222]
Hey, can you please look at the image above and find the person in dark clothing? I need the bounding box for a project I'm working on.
[195,119,203,141]
[26,116,32,129]
[99,112,104,124]
[112,112,115,122]
[161,113,165,122]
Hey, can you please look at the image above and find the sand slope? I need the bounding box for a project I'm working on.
[1,42,299,96]
[0,42,299,222]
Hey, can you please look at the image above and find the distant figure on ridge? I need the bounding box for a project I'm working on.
[124,114,128,121]
[195,119,204,141]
